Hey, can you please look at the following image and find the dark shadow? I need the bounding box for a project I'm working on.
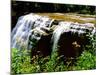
[31,34,52,58]
[58,31,88,64]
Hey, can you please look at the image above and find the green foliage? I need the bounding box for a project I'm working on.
[73,33,96,70]
[11,33,96,74]
[12,1,95,15]
[11,48,69,74]
[11,48,39,74]
[73,50,96,70]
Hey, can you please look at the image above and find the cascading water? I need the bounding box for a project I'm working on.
[11,13,40,50]
[51,22,95,52]
[11,13,54,50]
[11,13,95,58]
[51,22,71,51]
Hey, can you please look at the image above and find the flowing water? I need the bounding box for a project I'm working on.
[51,22,95,52]
[11,13,54,50]
[11,13,95,52]
[51,22,71,51]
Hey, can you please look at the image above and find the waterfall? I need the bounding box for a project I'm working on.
[11,13,95,56]
[51,22,71,51]
[51,22,95,52]
[11,13,54,50]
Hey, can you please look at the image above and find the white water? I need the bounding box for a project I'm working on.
[11,13,95,51]
[51,22,71,51]
[11,13,54,50]
[51,22,95,51]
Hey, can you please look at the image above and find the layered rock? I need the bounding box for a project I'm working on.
[11,13,95,58]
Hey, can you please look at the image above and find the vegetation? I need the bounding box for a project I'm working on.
[11,1,96,29]
[11,1,96,74]
[11,34,96,74]
[12,1,95,14]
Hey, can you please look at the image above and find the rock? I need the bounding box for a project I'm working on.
[12,13,95,59]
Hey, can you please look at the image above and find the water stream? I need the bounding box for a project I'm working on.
[11,13,95,53]
[11,13,54,50]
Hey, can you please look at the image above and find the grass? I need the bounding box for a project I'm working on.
[11,13,96,74]
[11,34,96,74]
[11,48,96,74]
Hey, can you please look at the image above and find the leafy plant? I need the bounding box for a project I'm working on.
[11,48,38,74]
[11,32,96,74]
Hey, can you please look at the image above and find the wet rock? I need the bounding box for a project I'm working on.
[11,13,96,59]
